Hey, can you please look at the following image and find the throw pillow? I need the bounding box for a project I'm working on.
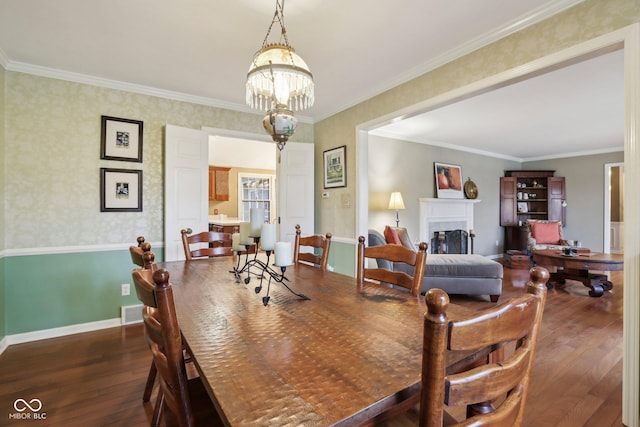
[384,225,402,245]
[531,222,561,244]
[395,227,417,251]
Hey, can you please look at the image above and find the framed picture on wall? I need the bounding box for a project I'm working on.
[324,145,347,188]
[100,168,143,212]
[434,162,463,199]
[100,115,143,162]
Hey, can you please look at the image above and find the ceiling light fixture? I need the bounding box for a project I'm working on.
[246,0,314,151]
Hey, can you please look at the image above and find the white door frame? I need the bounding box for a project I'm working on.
[355,24,640,426]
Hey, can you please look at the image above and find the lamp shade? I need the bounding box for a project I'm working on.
[246,44,314,112]
[388,192,405,210]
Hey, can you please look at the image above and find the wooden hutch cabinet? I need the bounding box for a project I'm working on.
[500,170,565,251]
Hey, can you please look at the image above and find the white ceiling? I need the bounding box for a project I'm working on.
[371,49,624,161]
[0,0,622,160]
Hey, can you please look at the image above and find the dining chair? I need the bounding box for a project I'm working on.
[129,240,159,406]
[180,228,233,260]
[132,248,194,426]
[419,266,549,426]
[133,266,223,427]
[356,235,428,296]
[293,224,332,270]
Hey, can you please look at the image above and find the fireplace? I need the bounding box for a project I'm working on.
[419,198,480,252]
[430,229,469,254]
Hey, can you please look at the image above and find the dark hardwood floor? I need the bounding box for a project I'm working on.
[0,263,624,426]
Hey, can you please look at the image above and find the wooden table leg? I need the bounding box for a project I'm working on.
[549,269,611,297]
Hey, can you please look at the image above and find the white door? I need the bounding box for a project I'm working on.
[277,142,315,246]
[164,125,209,261]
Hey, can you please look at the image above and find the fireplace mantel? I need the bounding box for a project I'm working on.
[418,198,481,245]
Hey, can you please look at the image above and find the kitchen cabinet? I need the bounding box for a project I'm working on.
[209,223,240,234]
[209,166,231,201]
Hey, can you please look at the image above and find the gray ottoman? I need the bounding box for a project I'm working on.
[423,254,503,302]
[367,229,503,302]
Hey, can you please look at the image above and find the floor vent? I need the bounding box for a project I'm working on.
[121,304,143,325]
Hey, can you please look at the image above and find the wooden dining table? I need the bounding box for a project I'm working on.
[159,257,489,426]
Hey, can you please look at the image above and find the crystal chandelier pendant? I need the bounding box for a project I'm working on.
[245,0,313,150]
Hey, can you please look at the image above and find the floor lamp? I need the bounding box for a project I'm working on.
[388,192,405,227]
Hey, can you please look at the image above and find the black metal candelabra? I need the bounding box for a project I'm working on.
[232,239,264,284]
[231,243,309,306]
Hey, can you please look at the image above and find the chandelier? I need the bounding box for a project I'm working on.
[246,0,314,150]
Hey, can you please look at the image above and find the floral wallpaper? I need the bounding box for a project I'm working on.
[3,73,312,249]
[313,0,639,239]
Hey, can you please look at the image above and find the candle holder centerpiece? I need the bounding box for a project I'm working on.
[230,208,309,305]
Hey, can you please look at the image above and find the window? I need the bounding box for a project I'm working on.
[238,173,276,223]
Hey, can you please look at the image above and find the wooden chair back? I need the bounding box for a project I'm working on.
[132,250,158,308]
[356,235,428,296]
[129,236,148,267]
[419,267,550,427]
[293,224,332,270]
[135,268,196,427]
[181,228,233,260]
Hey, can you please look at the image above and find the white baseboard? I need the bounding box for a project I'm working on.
[0,318,122,355]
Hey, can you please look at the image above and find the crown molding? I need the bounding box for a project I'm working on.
[371,128,624,163]
[5,60,314,124]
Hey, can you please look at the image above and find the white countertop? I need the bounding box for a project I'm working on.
[208,216,242,225]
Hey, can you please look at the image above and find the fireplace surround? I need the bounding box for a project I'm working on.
[419,198,480,250]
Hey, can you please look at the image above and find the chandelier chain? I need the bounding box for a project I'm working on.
[260,0,290,49]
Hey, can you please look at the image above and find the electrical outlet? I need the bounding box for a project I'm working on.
[121,283,130,296]
[495,239,499,246]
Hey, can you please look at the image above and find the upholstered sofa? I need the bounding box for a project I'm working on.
[368,228,503,302]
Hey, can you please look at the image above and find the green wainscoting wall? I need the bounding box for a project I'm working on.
[3,243,356,336]
[0,258,6,340]
[326,240,356,277]
[4,248,163,335]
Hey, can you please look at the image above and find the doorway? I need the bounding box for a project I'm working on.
[355,25,640,426]
[208,135,277,223]
[604,162,624,254]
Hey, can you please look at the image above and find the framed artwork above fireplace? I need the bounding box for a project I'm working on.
[434,162,463,199]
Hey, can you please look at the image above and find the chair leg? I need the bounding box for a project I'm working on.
[143,360,157,402]
[151,389,164,427]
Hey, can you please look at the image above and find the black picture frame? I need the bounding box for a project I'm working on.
[100,168,143,212]
[100,115,143,162]
[323,145,347,188]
